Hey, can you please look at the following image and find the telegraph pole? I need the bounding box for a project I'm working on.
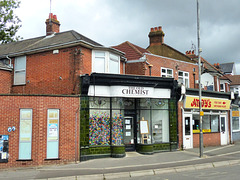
[197,0,203,158]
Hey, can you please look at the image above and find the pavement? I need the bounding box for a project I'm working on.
[1,142,240,180]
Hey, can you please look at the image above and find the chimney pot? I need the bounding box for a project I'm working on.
[148,26,165,46]
[53,15,57,20]
[49,13,53,19]
[46,13,60,36]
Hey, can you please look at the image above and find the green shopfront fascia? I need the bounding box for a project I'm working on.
[80,73,178,161]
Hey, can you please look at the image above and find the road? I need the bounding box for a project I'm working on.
[117,163,240,180]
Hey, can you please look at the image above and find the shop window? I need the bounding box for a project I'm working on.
[112,97,124,145]
[152,110,169,143]
[47,109,59,159]
[137,99,169,144]
[92,51,120,74]
[211,115,219,132]
[178,71,189,88]
[112,110,124,145]
[232,107,240,131]
[233,117,240,130]
[19,109,32,160]
[138,110,151,144]
[14,56,26,85]
[193,114,219,133]
[89,97,111,146]
[161,67,173,78]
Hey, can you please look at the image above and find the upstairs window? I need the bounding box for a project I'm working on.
[178,71,189,88]
[109,53,119,74]
[92,51,120,74]
[14,56,26,85]
[220,84,225,92]
[161,68,173,78]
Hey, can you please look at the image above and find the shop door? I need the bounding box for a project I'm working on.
[220,115,228,145]
[123,116,136,151]
[183,114,193,149]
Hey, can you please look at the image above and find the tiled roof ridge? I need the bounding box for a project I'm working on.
[201,57,223,74]
[125,41,145,57]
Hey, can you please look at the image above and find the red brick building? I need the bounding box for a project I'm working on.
[0,13,125,168]
[113,26,233,149]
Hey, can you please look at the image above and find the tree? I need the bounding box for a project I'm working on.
[0,0,21,44]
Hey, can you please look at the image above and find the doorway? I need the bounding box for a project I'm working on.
[183,114,193,149]
[123,116,136,151]
[220,115,228,145]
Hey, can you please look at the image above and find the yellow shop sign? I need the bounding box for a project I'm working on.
[185,96,231,110]
[232,111,240,117]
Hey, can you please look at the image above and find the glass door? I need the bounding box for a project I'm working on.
[123,116,135,151]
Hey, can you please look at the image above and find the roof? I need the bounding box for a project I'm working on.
[227,75,240,85]
[0,30,103,58]
[112,41,149,60]
[187,53,223,76]
[219,62,234,74]
[147,43,193,63]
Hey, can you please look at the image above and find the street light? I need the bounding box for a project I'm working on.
[197,0,204,158]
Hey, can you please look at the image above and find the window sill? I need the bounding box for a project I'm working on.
[233,130,240,132]
[16,159,33,161]
[44,158,60,161]
[13,84,26,87]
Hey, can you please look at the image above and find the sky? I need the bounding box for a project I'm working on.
[15,0,240,74]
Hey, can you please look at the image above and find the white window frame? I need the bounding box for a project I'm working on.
[92,50,120,74]
[14,56,26,85]
[161,67,173,78]
[178,70,189,88]
[109,53,120,74]
[19,109,32,160]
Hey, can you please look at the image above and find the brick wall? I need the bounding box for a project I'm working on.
[145,54,198,89]
[126,62,145,75]
[12,46,92,95]
[0,95,80,169]
[193,133,221,147]
[0,69,12,94]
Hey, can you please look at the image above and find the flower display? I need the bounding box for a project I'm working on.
[112,112,123,145]
[89,111,110,145]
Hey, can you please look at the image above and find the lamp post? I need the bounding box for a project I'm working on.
[197,0,203,158]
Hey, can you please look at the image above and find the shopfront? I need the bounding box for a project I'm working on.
[232,105,240,141]
[182,92,231,149]
[80,73,178,161]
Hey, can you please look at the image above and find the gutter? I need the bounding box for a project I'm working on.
[4,40,95,57]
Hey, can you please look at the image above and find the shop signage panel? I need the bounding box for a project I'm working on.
[232,111,240,117]
[185,96,231,110]
[88,85,171,98]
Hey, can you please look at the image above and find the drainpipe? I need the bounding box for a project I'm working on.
[6,56,12,68]
[75,104,80,163]
[148,64,153,76]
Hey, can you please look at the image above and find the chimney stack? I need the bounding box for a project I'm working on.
[148,26,165,46]
[45,13,60,36]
